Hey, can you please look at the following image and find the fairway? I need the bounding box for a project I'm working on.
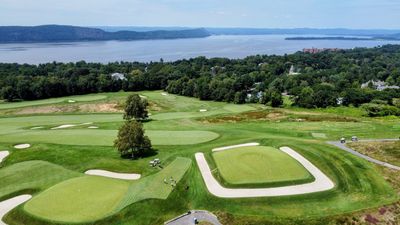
[212,146,313,186]
[24,176,129,223]
[0,130,219,146]
[0,95,107,110]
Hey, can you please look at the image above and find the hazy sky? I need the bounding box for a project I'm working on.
[1,0,400,29]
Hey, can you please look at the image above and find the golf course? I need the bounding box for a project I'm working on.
[0,90,399,225]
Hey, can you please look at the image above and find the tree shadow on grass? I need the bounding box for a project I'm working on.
[120,148,159,160]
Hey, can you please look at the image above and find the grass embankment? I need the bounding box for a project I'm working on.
[348,141,400,167]
[212,146,314,187]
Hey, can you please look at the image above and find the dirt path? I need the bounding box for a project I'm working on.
[0,195,32,225]
[327,139,400,171]
[165,210,222,225]
[195,146,334,198]
[85,170,141,180]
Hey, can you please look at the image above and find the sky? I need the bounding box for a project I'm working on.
[1,0,400,29]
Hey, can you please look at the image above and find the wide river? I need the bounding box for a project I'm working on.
[0,35,399,64]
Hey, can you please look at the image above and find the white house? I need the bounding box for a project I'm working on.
[111,73,127,81]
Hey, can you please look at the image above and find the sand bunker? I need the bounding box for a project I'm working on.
[161,93,168,96]
[85,170,141,180]
[212,143,260,152]
[196,146,334,198]
[51,123,93,130]
[67,100,76,103]
[51,124,76,129]
[0,151,9,163]
[88,126,98,129]
[0,194,32,225]
[30,126,44,130]
[199,109,208,112]
[14,144,31,149]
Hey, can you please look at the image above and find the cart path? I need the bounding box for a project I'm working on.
[327,139,400,171]
[0,195,32,225]
[165,210,222,225]
[195,146,334,198]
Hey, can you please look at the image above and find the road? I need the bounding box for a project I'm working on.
[165,210,222,225]
[327,139,400,171]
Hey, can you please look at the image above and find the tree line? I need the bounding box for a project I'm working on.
[1,45,400,114]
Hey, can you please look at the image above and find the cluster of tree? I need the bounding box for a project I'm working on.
[114,94,152,159]
[1,45,400,113]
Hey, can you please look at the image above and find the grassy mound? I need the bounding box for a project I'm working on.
[24,176,129,223]
[0,160,81,201]
[212,146,313,187]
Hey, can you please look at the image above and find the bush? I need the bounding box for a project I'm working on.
[361,103,400,117]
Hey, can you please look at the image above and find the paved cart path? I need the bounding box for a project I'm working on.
[327,139,400,171]
[165,210,222,225]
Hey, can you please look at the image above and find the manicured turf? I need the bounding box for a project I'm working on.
[0,160,81,201]
[0,91,399,225]
[0,129,219,146]
[0,95,107,110]
[24,176,129,223]
[22,157,191,223]
[212,146,313,186]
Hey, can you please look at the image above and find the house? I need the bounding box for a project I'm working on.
[111,73,127,81]
[361,80,399,91]
[289,65,301,75]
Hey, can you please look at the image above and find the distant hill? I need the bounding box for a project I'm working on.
[0,25,210,43]
[206,28,400,37]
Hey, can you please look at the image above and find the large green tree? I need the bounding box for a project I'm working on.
[114,120,152,158]
[123,94,148,121]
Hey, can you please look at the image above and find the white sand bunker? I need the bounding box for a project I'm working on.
[312,133,327,139]
[51,124,76,129]
[51,122,93,130]
[30,126,44,130]
[68,100,76,103]
[199,109,208,112]
[0,151,9,163]
[88,126,98,129]
[161,93,168,96]
[196,146,334,198]
[0,195,32,225]
[14,144,30,149]
[139,95,147,98]
[85,170,141,180]
[212,143,260,152]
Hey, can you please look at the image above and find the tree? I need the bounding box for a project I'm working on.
[271,91,283,107]
[296,87,315,108]
[123,94,148,121]
[234,91,246,104]
[114,120,152,158]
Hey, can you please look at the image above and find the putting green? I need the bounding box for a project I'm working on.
[24,176,129,223]
[0,130,219,146]
[24,157,191,223]
[212,146,313,186]
[0,95,107,110]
